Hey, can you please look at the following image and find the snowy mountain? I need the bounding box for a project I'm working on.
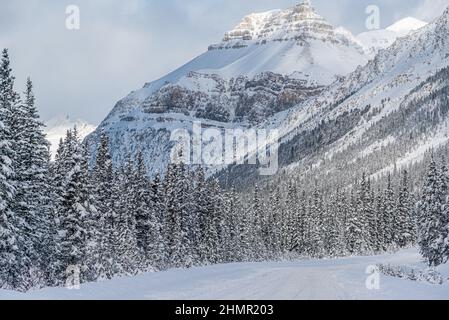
[87,0,446,184]
[356,17,428,57]
[221,6,449,188]
[45,115,96,158]
[87,0,369,174]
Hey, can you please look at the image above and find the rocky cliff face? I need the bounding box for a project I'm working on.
[211,0,349,50]
[141,71,324,124]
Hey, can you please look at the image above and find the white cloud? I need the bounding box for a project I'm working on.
[413,0,449,21]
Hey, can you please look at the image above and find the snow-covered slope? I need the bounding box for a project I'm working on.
[1,249,448,300]
[386,17,428,35]
[356,17,428,57]
[45,116,96,158]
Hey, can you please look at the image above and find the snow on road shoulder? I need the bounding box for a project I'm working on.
[1,249,448,300]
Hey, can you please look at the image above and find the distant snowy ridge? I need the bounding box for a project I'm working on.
[386,17,428,35]
[45,116,96,158]
[356,17,428,57]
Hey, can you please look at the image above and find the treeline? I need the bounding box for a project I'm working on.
[242,170,417,260]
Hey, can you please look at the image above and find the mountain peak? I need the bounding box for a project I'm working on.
[293,0,313,11]
[386,17,427,35]
[211,0,356,51]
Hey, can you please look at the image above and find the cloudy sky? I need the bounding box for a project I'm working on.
[0,0,448,124]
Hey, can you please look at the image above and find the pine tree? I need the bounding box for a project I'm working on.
[115,157,140,275]
[345,189,364,255]
[89,132,115,280]
[396,170,415,247]
[267,186,282,256]
[374,188,385,252]
[191,167,210,264]
[0,49,30,291]
[55,129,92,284]
[440,157,449,263]
[206,179,225,264]
[418,157,447,266]
[147,173,165,270]
[19,78,53,286]
[223,186,242,262]
[163,161,184,267]
[134,152,149,251]
[309,186,324,258]
[324,193,343,257]
[249,184,266,260]
[383,174,396,250]
[355,173,371,253]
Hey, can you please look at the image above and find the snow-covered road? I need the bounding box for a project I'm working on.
[1,249,448,300]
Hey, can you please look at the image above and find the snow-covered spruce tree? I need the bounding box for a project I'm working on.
[191,167,209,264]
[417,157,447,267]
[249,184,266,260]
[17,78,53,287]
[55,129,92,285]
[0,49,31,291]
[308,186,324,258]
[115,157,140,275]
[324,193,343,258]
[89,132,115,280]
[163,161,184,268]
[80,140,99,281]
[374,188,385,252]
[147,172,165,270]
[266,186,282,257]
[200,177,221,265]
[133,152,150,257]
[383,174,396,250]
[216,184,232,263]
[223,186,242,262]
[106,170,123,276]
[345,189,363,255]
[134,151,162,271]
[46,138,67,285]
[354,173,371,253]
[367,184,379,252]
[440,156,449,263]
[335,188,349,256]
[285,182,299,254]
[396,170,416,248]
[237,192,253,262]
[209,179,228,264]
[0,49,16,284]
